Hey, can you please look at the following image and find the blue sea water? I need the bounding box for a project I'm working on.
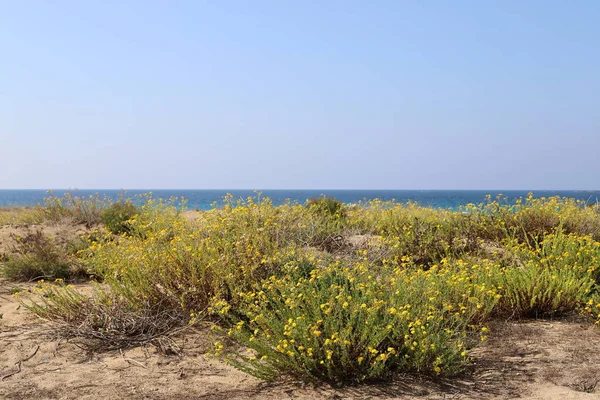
[0,189,599,210]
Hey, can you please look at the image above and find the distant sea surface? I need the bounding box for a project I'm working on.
[1,190,599,210]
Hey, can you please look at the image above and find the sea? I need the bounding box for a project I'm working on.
[0,190,599,210]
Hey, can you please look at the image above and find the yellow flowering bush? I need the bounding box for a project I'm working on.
[82,195,329,313]
[214,258,499,383]
[583,295,600,325]
[478,194,600,242]
[491,231,600,316]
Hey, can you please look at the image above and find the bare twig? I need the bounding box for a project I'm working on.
[22,345,40,362]
[1,361,22,380]
[0,344,40,380]
[119,349,147,369]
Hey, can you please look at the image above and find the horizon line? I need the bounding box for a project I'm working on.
[1,188,599,192]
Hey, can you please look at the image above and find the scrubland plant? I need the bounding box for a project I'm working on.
[17,280,185,351]
[2,230,86,281]
[41,191,113,226]
[99,199,139,235]
[584,294,600,326]
[80,195,310,314]
[347,201,484,266]
[491,231,600,317]
[0,207,44,226]
[213,258,499,383]
[476,194,600,242]
[12,193,600,384]
[302,197,350,253]
[306,196,345,218]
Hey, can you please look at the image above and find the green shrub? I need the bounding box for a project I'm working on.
[100,200,139,234]
[491,231,599,317]
[495,262,594,317]
[584,294,600,326]
[213,259,499,384]
[304,197,350,252]
[307,197,345,218]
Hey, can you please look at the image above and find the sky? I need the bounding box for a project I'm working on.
[1,1,599,190]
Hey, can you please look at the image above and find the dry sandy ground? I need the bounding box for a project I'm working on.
[1,221,600,399]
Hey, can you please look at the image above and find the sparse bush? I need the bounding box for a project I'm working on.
[2,231,85,281]
[41,191,111,227]
[304,197,351,253]
[19,281,185,351]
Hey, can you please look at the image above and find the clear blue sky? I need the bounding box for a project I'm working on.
[1,1,598,190]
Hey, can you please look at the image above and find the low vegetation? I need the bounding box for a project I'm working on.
[2,192,600,385]
[2,230,82,281]
[0,207,44,226]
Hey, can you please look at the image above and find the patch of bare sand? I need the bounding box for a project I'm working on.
[2,279,600,399]
[182,211,202,222]
[469,319,600,399]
